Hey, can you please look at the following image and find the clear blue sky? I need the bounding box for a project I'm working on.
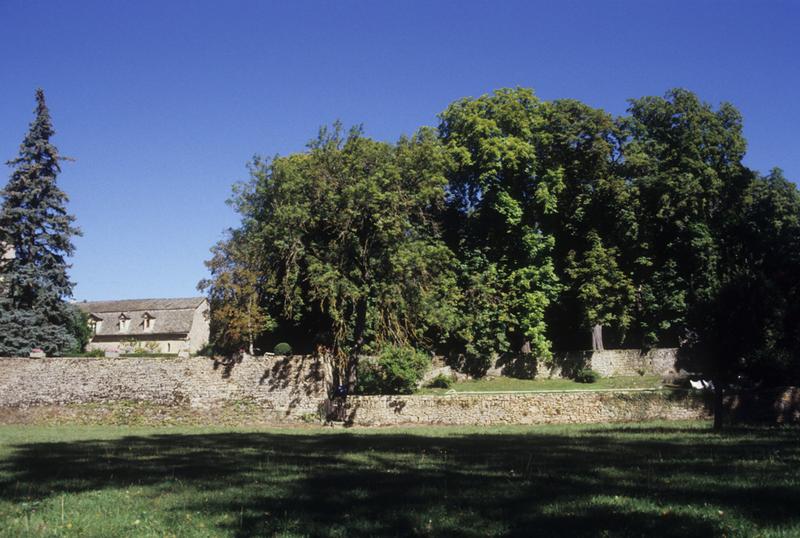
[1,1,798,301]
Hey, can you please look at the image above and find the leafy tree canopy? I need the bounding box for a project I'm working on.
[204,87,800,407]
[439,88,561,364]
[222,123,460,386]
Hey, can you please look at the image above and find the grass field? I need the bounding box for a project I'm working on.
[418,375,665,394]
[1,422,798,537]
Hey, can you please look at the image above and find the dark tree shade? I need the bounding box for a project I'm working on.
[0,89,82,356]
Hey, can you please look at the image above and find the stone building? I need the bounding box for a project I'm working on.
[78,297,210,354]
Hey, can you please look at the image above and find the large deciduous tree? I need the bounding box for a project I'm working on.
[204,86,800,425]
[213,124,459,389]
[439,88,561,368]
[623,89,749,347]
[680,167,800,429]
[0,89,81,356]
[623,88,785,429]
[538,99,638,350]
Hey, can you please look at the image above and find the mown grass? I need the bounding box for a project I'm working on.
[0,421,798,537]
[418,375,665,394]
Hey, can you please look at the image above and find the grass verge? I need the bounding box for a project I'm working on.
[418,375,665,394]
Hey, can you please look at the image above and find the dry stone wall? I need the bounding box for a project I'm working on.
[3,355,792,428]
[725,387,800,424]
[590,348,679,377]
[343,390,708,426]
[0,355,332,420]
[487,348,680,379]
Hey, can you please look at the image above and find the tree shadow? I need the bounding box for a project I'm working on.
[1,425,798,536]
[494,352,539,379]
[212,353,243,379]
[258,355,327,395]
[493,351,592,380]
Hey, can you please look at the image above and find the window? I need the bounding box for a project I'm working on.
[143,313,153,330]
[118,314,130,332]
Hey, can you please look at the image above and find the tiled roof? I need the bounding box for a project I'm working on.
[77,297,206,337]
[77,297,205,313]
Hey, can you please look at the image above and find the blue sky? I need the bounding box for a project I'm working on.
[1,1,798,301]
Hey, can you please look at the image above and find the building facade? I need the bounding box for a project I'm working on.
[78,297,210,354]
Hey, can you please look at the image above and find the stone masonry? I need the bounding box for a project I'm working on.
[2,355,793,427]
[486,348,681,379]
[0,355,332,420]
[343,390,709,426]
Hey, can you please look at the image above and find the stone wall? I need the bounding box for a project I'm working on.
[590,348,679,377]
[342,390,708,426]
[0,355,332,421]
[487,348,679,379]
[725,387,800,424]
[3,355,792,428]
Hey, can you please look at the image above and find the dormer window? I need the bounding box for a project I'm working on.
[88,315,102,336]
[118,313,130,332]
[142,312,155,331]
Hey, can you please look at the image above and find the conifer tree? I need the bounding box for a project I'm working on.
[0,89,81,356]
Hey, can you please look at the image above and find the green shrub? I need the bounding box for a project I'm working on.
[85,348,105,357]
[273,342,292,356]
[357,345,431,395]
[574,368,600,384]
[427,373,454,389]
[66,305,92,354]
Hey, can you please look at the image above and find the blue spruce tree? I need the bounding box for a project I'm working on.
[0,89,82,356]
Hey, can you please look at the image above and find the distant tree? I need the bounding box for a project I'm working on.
[565,231,636,350]
[0,89,81,356]
[199,230,275,355]
[65,304,92,353]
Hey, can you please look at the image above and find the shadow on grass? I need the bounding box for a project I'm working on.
[1,425,799,536]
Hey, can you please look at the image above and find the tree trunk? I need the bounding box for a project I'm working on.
[346,297,368,394]
[713,377,724,431]
[247,296,255,356]
[345,357,358,394]
[591,324,604,351]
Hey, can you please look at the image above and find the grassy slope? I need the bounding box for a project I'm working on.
[1,422,798,537]
[418,375,665,394]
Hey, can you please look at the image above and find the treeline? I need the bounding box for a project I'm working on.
[201,87,800,392]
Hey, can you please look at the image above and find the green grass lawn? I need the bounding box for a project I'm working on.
[418,375,665,394]
[1,422,798,537]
